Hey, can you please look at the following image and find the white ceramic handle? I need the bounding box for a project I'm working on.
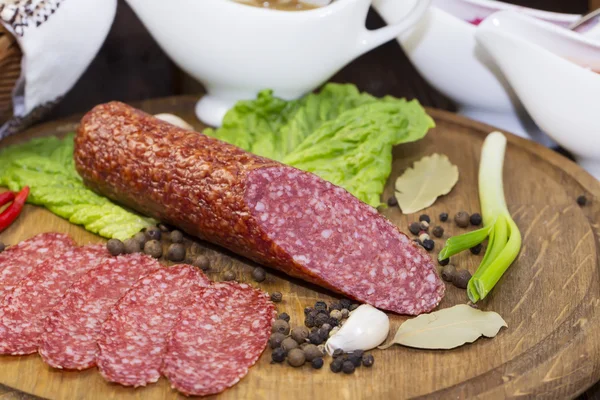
[355,0,430,57]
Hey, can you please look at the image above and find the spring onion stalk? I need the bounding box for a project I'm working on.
[438,132,522,302]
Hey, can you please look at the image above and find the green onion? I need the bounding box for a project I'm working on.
[439,132,522,302]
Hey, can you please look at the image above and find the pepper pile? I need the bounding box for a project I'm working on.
[269,299,375,374]
[0,187,29,233]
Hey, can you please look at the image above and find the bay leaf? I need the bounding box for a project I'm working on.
[394,153,458,214]
[379,304,507,350]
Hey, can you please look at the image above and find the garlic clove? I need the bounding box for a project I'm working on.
[325,304,389,355]
[154,113,194,130]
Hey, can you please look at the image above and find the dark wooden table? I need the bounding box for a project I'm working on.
[21,1,599,399]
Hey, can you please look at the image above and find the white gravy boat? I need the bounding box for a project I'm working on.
[373,0,581,146]
[125,0,430,126]
[476,11,600,179]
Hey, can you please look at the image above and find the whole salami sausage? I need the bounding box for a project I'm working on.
[75,102,444,315]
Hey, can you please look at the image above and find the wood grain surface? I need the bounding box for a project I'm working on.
[1,96,600,400]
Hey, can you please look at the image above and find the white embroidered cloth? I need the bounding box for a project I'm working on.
[0,0,117,139]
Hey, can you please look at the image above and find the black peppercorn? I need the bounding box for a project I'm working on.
[270,292,283,303]
[422,239,435,252]
[439,212,449,222]
[387,196,398,207]
[318,328,329,341]
[329,302,342,311]
[271,347,286,363]
[419,214,431,223]
[432,226,444,238]
[308,331,324,345]
[332,348,344,358]
[362,354,375,367]
[339,299,352,309]
[409,222,421,235]
[314,312,329,327]
[347,352,362,367]
[304,307,313,316]
[342,360,356,374]
[470,243,483,255]
[438,257,450,266]
[304,315,315,328]
[577,195,588,206]
[311,357,324,369]
[330,358,343,373]
[278,312,290,323]
[470,213,483,226]
[252,267,267,282]
[314,301,328,312]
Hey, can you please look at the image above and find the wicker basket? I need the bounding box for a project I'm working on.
[0,24,22,126]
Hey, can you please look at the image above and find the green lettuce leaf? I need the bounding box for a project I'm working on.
[0,134,155,240]
[206,83,434,207]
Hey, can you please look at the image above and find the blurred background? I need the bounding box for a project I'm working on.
[42,0,598,122]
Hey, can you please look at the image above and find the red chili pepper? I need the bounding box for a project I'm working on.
[0,186,30,233]
[0,191,15,207]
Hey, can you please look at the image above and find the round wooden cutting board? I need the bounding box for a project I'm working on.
[0,96,599,400]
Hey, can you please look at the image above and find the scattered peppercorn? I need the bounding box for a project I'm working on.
[314,312,329,327]
[321,323,332,332]
[304,315,315,328]
[362,354,375,367]
[311,357,324,369]
[222,270,236,281]
[143,240,162,258]
[332,348,344,358]
[419,221,430,231]
[145,227,161,241]
[341,308,349,318]
[432,226,444,238]
[170,230,184,243]
[352,350,364,358]
[330,358,343,373]
[438,257,450,266]
[387,196,398,207]
[269,332,286,349]
[308,331,324,345]
[348,352,362,367]
[270,292,283,303]
[291,326,309,344]
[470,243,483,255]
[455,211,470,228]
[339,299,352,309]
[281,337,298,353]
[349,304,359,311]
[453,269,472,289]
[577,195,587,206]
[441,264,456,282]
[272,320,290,335]
[422,239,435,252]
[314,301,328,312]
[158,223,171,232]
[418,214,430,223]
[124,238,141,254]
[271,347,286,363]
[192,255,210,271]
[469,213,482,226]
[328,317,339,327]
[0,242,5,253]
[134,232,147,247]
[329,302,342,311]
[107,239,125,256]
[318,328,329,341]
[167,243,186,261]
[303,344,323,361]
[278,312,290,322]
[409,222,421,235]
[342,361,356,374]
[252,267,267,282]
[330,309,342,321]
[304,307,312,315]
[287,348,306,367]
[439,212,449,222]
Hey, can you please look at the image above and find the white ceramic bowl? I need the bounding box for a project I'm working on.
[373,0,581,146]
[476,11,600,180]
[125,0,430,126]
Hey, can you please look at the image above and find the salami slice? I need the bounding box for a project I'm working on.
[97,265,209,387]
[0,245,109,355]
[39,253,162,370]
[74,102,445,315]
[0,233,76,299]
[162,282,275,396]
